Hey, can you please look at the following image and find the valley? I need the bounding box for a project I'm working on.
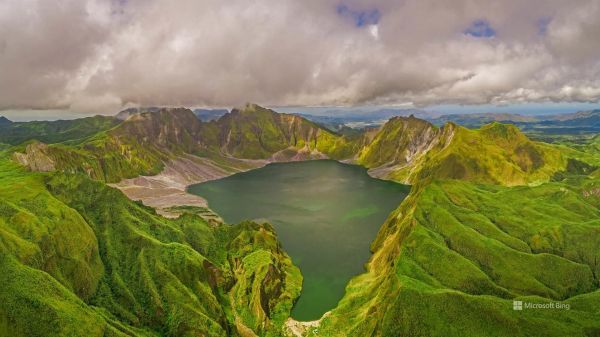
[1,104,600,336]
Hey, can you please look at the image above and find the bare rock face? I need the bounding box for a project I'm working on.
[357,116,441,168]
[12,142,56,172]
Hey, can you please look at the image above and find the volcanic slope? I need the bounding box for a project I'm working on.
[0,153,301,337]
[4,105,600,337]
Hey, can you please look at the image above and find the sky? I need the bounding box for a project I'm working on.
[1,0,600,119]
[276,102,600,117]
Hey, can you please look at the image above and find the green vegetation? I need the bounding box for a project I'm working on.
[312,119,600,336]
[0,116,119,145]
[358,120,566,186]
[2,105,600,336]
[215,104,355,160]
[316,175,600,337]
[10,106,356,183]
[188,160,410,321]
[0,152,300,336]
[430,109,600,144]
[357,115,438,168]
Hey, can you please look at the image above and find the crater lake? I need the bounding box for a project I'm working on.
[188,160,410,321]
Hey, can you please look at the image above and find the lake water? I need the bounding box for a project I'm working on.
[187,160,409,321]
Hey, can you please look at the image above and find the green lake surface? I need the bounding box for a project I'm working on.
[187,160,409,321]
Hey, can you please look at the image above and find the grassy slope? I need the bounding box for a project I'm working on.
[359,121,567,186]
[316,169,600,336]
[10,122,173,183]
[0,153,301,337]
[5,108,571,187]
[0,116,120,145]
[215,104,355,160]
[10,106,356,184]
[357,116,440,168]
[3,108,600,336]
[314,122,600,337]
[417,123,565,184]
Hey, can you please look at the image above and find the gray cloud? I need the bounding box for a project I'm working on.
[0,0,599,113]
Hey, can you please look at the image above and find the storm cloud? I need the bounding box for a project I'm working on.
[1,0,599,113]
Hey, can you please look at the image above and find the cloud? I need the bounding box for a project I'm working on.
[0,0,599,113]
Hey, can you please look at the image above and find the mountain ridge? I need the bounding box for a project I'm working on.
[0,155,301,336]
[3,104,600,337]
[429,110,600,138]
[0,116,12,125]
[0,115,119,145]
[12,105,570,187]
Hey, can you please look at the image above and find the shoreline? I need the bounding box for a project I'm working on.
[111,147,355,218]
[110,154,268,217]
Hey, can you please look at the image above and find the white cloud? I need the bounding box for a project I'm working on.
[368,25,379,40]
[0,0,599,114]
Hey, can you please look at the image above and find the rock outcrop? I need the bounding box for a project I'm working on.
[12,142,56,172]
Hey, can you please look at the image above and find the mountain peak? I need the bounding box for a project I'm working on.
[232,103,270,114]
[243,102,262,110]
[115,107,162,120]
[115,106,195,121]
[0,116,12,125]
[121,107,197,123]
[224,103,278,122]
[111,107,204,153]
[479,121,524,141]
[387,115,435,129]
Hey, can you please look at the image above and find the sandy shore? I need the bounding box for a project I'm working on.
[111,146,333,218]
[284,312,330,337]
[111,154,267,217]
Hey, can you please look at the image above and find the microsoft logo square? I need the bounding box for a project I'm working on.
[513,301,523,311]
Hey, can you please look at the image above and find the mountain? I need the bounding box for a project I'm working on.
[3,104,600,336]
[357,115,442,170]
[8,105,572,199]
[215,103,353,160]
[11,105,357,183]
[112,107,213,154]
[428,112,537,127]
[536,109,600,129]
[193,108,229,121]
[539,109,600,122]
[429,109,600,136]
[114,107,162,120]
[294,108,433,131]
[114,104,345,159]
[357,117,564,186]
[0,116,12,125]
[118,107,229,122]
[0,156,300,336]
[317,176,600,337]
[0,115,119,145]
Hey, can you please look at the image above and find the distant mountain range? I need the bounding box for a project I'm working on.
[289,108,600,139]
[11,104,566,186]
[193,108,229,121]
[0,116,12,125]
[428,112,537,126]
[293,108,436,131]
[116,107,230,122]
[0,115,119,145]
[428,109,600,133]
